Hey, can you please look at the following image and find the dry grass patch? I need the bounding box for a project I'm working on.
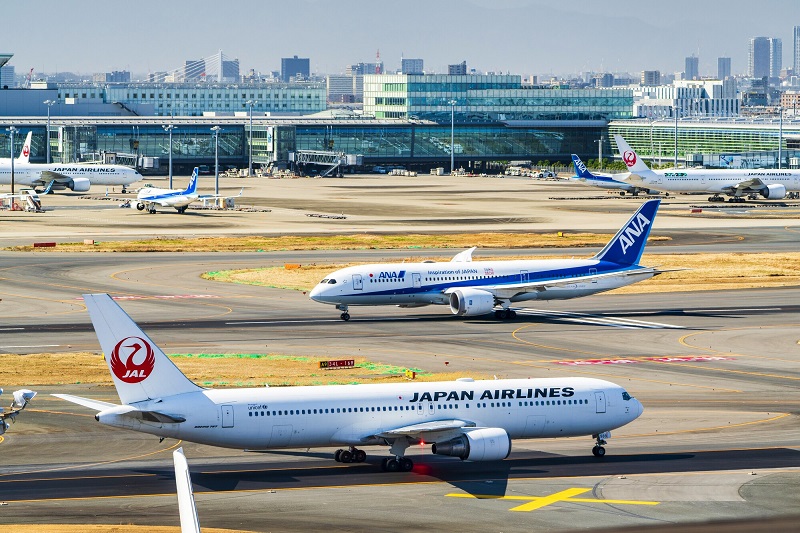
[4,232,670,253]
[204,252,800,294]
[0,352,488,388]
[1,527,249,533]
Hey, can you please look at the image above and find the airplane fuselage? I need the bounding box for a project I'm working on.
[630,169,800,194]
[97,377,641,450]
[0,162,141,188]
[311,259,654,307]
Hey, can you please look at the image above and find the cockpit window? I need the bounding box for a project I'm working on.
[320,279,328,284]
[622,392,632,401]
[328,279,337,284]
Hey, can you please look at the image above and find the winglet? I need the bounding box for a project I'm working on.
[174,447,201,533]
[592,199,660,266]
[614,135,652,174]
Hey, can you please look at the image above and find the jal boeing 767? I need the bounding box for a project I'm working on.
[54,294,643,471]
[311,199,663,321]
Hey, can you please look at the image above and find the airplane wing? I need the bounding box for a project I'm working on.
[721,177,765,195]
[372,419,476,440]
[454,267,658,300]
[38,170,73,183]
[198,187,245,201]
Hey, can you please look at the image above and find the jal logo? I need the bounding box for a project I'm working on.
[22,146,29,157]
[110,336,156,383]
[623,150,637,167]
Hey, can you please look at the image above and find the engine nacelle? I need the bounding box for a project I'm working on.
[448,288,495,316]
[761,183,786,199]
[68,177,91,193]
[431,428,511,461]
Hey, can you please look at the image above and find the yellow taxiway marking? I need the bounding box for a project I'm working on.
[446,487,659,512]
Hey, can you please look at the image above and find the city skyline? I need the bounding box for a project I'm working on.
[4,0,799,79]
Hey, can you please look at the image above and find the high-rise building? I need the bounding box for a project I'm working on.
[0,64,14,88]
[281,56,310,82]
[749,37,770,78]
[794,26,800,76]
[769,37,782,79]
[401,58,424,75]
[685,56,699,80]
[346,62,382,76]
[641,70,661,86]
[717,57,731,80]
[448,61,467,75]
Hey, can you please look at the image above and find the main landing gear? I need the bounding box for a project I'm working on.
[336,304,350,321]
[334,446,367,463]
[591,433,607,457]
[381,456,414,472]
[494,308,516,320]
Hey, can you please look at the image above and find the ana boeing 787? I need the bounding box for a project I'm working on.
[311,199,662,320]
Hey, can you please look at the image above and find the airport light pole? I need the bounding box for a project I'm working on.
[43,99,55,164]
[246,99,257,176]
[163,124,175,189]
[6,126,16,195]
[673,99,679,168]
[211,126,221,195]
[595,135,604,169]
[448,99,456,174]
[778,106,783,169]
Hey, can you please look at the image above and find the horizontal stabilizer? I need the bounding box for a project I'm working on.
[52,393,117,412]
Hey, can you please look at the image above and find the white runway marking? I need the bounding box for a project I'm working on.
[514,308,685,329]
[1,344,61,348]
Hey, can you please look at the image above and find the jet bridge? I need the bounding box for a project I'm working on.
[294,150,361,177]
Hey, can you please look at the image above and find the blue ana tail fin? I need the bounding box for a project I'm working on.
[184,168,199,194]
[571,154,595,179]
[592,199,660,266]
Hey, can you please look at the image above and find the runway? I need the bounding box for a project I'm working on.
[0,244,799,531]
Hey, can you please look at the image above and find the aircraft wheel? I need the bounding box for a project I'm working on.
[592,445,606,457]
[341,312,350,321]
[136,203,145,211]
[355,449,367,463]
[381,457,390,471]
[385,458,400,472]
[339,450,353,463]
[508,310,517,319]
[399,457,414,471]
[334,449,343,462]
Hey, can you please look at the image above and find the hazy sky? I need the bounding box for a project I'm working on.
[5,0,799,78]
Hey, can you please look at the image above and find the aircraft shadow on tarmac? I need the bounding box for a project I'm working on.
[170,447,800,497]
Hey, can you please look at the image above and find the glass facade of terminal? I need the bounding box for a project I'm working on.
[609,119,800,167]
[364,74,633,122]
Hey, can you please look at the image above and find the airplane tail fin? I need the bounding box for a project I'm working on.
[82,294,202,405]
[571,154,595,179]
[184,168,199,194]
[17,132,33,164]
[613,135,652,174]
[592,199,660,266]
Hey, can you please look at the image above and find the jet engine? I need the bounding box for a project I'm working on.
[761,183,786,199]
[448,288,495,316]
[432,428,511,461]
[68,177,91,192]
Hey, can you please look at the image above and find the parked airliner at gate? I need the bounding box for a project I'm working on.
[310,200,663,320]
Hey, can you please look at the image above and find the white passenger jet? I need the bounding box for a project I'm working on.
[135,167,243,213]
[0,140,141,193]
[311,199,662,321]
[614,134,800,202]
[0,388,37,435]
[0,131,33,164]
[54,294,643,471]
[570,154,663,197]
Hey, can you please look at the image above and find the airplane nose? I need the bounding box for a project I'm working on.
[309,284,323,302]
[634,399,644,419]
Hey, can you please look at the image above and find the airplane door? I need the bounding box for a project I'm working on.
[353,274,363,290]
[221,405,234,428]
[589,268,597,283]
[412,272,422,288]
[524,415,546,437]
[520,270,530,283]
[427,403,435,416]
[269,425,293,447]
[594,391,607,414]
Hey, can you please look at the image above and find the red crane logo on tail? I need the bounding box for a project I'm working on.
[110,336,155,383]
[623,150,637,167]
[22,146,29,157]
